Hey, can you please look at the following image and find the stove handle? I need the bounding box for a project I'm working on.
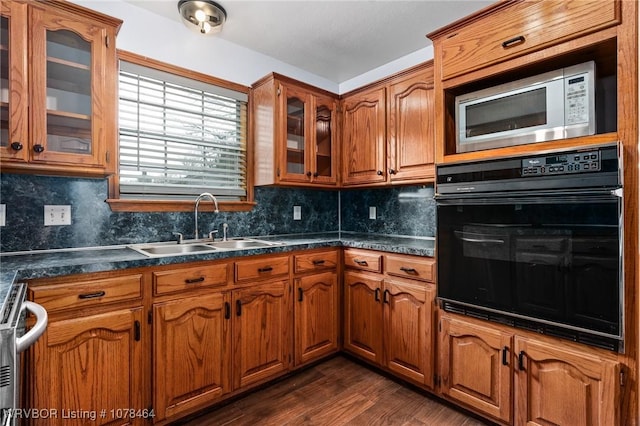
[16,301,48,353]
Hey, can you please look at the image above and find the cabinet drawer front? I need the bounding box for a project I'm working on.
[439,0,620,80]
[385,255,435,282]
[30,275,142,312]
[235,256,290,282]
[344,250,382,273]
[294,250,338,273]
[154,264,228,295]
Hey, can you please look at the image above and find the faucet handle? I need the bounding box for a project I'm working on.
[208,230,219,241]
[172,232,184,244]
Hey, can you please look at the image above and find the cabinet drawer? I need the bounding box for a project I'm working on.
[30,274,143,313]
[154,263,228,295]
[235,255,290,282]
[439,0,620,80]
[294,250,338,273]
[344,250,382,273]
[385,255,435,282]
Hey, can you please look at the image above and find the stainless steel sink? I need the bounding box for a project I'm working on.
[129,243,217,257]
[129,238,284,257]
[207,239,275,249]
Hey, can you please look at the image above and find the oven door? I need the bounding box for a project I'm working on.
[436,190,623,342]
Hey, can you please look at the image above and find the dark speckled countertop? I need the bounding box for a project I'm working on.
[0,232,434,311]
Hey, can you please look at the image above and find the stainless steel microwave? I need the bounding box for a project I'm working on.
[455,61,595,153]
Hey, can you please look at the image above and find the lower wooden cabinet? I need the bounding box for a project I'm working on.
[232,279,292,389]
[153,292,231,421]
[344,269,435,388]
[439,314,621,425]
[30,307,145,426]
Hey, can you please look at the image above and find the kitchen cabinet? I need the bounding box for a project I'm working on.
[253,73,338,187]
[343,249,436,388]
[341,62,435,186]
[153,292,231,421]
[27,273,145,426]
[294,250,340,366]
[0,1,120,176]
[439,313,621,425]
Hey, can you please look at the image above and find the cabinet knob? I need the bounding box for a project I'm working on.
[33,144,45,153]
[376,170,383,176]
[10,142,23,151]
[388,168,397,175]
[313,172,319,177]
[306,171,312,177]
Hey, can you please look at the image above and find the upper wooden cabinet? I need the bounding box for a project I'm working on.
[431,0,621,81]
[341,62,435,186]
[253,74,338,187]
[0,1,121,176]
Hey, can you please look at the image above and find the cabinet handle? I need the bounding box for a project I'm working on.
[388,168,397,175]
[298,288,303,302]
[33,144,45,153]
[399,266,417,274]
[224,302,230,319]
[185,276,205,284]
[502,35,526,49]
[312,259,326,266]
[374,288,380,302]
[502,346,509,366]
[518,351,525,371]
[236,300,242,316]
[306,171,312,177]
[376,170,383,176]
[78,291,106,300]
[313,172,319,177]
[354,259,368,266]
[383,289,390,304]
[134,320,141,342]
[258,266,273,273]
[10,142,23,151]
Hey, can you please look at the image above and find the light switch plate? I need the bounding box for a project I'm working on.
[44,205,71,226]
[369,206,377,220]
[0,204,5,227]
[293,205,302,221]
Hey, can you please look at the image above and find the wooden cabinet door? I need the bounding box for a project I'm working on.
[514,337,620,426]
[0,2,28,163]
[232,279,292,389]
[343,271,383,363]
[278,83,312,183]
[310,94,338,185]
[439,315,513,424]
[294,271,339,365]
[388,68,435,182]
[27,4,115,170]
[31,308,144,426]
[383,279,434,388]
[341,87,386,185]
[153,293,231,421]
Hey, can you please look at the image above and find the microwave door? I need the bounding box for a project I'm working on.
[457,78,565,153]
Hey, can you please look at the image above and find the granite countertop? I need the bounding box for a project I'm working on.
[0,231,435,311]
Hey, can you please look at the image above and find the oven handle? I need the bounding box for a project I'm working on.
[435,187,622,205]
[453,231,505,245]
[16,301,48,353]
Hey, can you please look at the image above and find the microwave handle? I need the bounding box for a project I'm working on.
[16,301,48,353]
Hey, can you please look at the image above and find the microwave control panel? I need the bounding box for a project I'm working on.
[565,73,591,125]
[522,150,600,176]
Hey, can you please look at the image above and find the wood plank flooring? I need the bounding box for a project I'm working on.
[178,356,492,426]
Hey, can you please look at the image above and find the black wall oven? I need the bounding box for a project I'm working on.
[436,143,623,351]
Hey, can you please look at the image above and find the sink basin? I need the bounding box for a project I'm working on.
[207,239,275,249]
[130,243,217,257]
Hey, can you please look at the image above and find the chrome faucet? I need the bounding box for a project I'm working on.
[194,193,219,240]
[222,223,229,241]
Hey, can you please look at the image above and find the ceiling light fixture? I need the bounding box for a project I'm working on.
[177,0,227,35]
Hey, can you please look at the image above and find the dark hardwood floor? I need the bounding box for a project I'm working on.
[178,356,491,426]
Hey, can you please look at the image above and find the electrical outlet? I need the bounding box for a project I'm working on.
[369,206,377,220]
[293,205,302,221]
[0,204,5,227]
[44,205,71,226]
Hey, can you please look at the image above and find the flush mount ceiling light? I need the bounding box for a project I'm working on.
[178,0,227,35]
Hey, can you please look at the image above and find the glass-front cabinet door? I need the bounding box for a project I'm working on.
[0,2,28,163]
[312,95,337,185]
[28,6,110,168]
[279,84,311,183]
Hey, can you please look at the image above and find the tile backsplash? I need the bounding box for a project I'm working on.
[0,173,435,252]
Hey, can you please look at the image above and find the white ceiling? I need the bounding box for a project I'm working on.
[124,0,494,84]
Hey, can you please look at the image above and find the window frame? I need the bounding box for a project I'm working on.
[107,50,255,212]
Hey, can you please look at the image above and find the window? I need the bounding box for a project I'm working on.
[114,52,249,208]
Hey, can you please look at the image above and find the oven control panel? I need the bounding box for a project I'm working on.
[521,149,600,176]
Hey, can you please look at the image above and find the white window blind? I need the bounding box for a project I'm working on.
[118,61,248,201]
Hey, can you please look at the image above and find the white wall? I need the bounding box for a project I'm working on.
[71,0,432,94]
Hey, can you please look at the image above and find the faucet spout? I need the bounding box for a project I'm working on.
[194,192,219,240]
